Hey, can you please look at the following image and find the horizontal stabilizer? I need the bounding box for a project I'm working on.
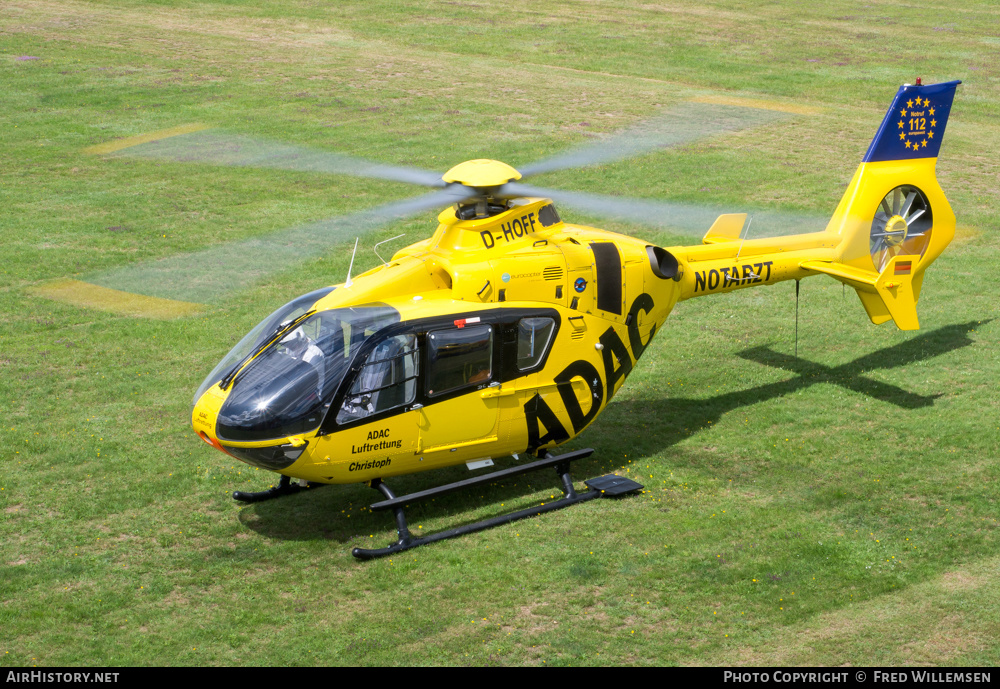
[702,213,747,244]
[801,255,920,330]
[800,260,878,289]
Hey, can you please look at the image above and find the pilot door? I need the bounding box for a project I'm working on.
[417,322,500,456]
[315,331,422,479]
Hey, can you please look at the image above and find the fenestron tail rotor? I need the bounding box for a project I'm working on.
[870,185,933,272]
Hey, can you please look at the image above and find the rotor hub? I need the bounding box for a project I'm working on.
[884,215,908,247]
[869,185,932,273]
[442,159,522,189]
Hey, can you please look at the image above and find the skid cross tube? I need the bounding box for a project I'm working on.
[233,474,304,503]
[351,449,643,560]
[232,474,326,503]
[368,448,594,511]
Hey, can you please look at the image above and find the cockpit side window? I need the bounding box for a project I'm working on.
[516,317,556,370]
[336,334,419,424]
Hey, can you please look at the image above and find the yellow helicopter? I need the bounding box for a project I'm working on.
[190,80,960,558]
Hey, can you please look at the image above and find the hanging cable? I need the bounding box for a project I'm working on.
[795,279,800,357]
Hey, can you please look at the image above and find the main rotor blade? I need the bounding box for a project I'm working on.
[518,102,789,179]
[87,186,473,304]
[501,182,828,238]
[111,129,447,188]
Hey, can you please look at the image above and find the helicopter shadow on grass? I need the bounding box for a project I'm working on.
[604,320,985,469]
[237,321,983,546]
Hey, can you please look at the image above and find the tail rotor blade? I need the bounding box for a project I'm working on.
[900,189,917,219]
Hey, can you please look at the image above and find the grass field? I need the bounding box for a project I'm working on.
[2,0,999,667]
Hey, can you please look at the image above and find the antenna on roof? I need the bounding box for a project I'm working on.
[735,215,753,263]
[373,234,405,266]
[345,237,359,288]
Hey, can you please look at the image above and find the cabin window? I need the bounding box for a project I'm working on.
[426,324,493,397]
[516,317,555,370]
[336,334,419,423]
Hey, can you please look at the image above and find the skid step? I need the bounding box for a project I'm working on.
[585,474,644,496]
[352,449,643,560]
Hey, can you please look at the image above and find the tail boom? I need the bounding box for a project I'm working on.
[668,80,960,332]
[675,231,837,299]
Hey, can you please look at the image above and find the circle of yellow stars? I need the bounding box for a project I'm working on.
[897,96,938,151]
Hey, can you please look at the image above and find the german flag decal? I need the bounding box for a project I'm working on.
[895,260,913,275]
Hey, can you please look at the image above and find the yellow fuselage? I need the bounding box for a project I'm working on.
[191,80,961,488]
[192,154,954,485]
[193,198,687,483]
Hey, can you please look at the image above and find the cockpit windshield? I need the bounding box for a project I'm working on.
[214,305,400,442]
[193,287,336,406]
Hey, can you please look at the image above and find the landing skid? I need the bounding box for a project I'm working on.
[232,474,323,503]
[351,449,644,560]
